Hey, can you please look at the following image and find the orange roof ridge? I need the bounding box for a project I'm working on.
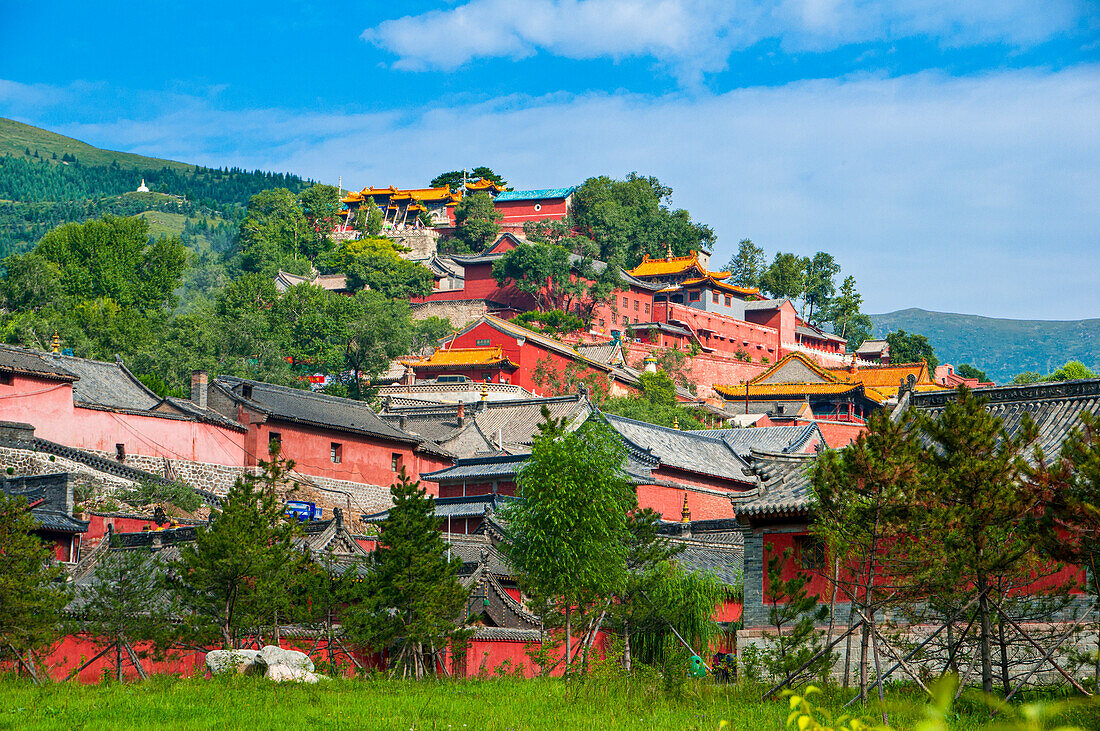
[747,352,842,385]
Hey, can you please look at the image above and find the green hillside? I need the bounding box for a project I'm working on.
[0,117,195,172]
[869,308,1100,383]
[0,118,311,257]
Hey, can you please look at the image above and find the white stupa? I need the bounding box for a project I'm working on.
[136,179,150,193]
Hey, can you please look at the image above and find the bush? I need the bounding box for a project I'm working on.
[115,479,202,513]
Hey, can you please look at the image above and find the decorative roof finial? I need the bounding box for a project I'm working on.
[666,241,673,260]
[481,384,489,402]
[672,416,679,430]
[681,493,691,523]
[51,331,60,353]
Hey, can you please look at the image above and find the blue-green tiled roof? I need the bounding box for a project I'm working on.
[494,187,575,201]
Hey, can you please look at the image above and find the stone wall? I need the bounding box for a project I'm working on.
[622,342,768,399]
[390,230,440,260]
[411,299,491,328]
[0,444,137,496]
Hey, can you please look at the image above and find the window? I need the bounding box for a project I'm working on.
[242,384,253,399]
[599,319,605,327]
[644,303,650,314]
[475,339,491,347]
[533,203,542,212]
[689,291,701,302]
[622,296,628,307]
[0,372,11,386]
[633,300,639,312]
[725,296,732,306]
[622,316,629,327]
[115,443,126,461]
[796,535,827,571]
[269,432,281,452]
[330,442,342,464]
[483,373,493,381]
[712,292,719,303]
[391,453,402,471]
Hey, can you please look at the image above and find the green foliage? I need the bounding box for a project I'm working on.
[760,252,808,301]
[237,188,316,276]
[298,184,342,245]
[74,548,181,680]
[452,192,502,253]
[512,309,585,335]
[530,354,610,399]
[354,198,384,236]
[0,492,70,656]
[724,238,765,288]
[316,236,433,298]
[829,275,873,350]
[803,252,841,325]
[955,363,989,382]
[343,468,467,677]
[115,479,203,514]
[884,329,938,372]
[430,167,506,192]
[571,173,714,267]
[169,446,302,648]
[411,316,454,353]
[493,241,615,317]
[502,411,637,670]
[762,548,832,683]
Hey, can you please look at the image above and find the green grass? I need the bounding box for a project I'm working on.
[0,675,1096,730]
[0,117,195,172]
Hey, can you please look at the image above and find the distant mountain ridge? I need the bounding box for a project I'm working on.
[868,308,1100,384]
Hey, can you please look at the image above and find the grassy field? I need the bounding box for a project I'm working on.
[0,117,194,172]
[1,675,1097,730]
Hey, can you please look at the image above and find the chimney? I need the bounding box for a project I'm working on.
[398,415,408,431]
[457,401,465,426]
[191,370,208,408]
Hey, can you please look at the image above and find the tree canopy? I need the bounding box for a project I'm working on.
[430,167,506,192]
[885,329,939,372]
[450,192,502,254]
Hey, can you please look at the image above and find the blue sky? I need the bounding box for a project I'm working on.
[1,1,1098,319]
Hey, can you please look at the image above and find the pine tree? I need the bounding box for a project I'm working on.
[169,446,301,648]
[74,546,179,681]
[343,468,467,678]
[761,548,831,684]
[0,492,70,679]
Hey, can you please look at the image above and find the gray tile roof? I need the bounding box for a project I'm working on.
[420,454,530,482]
[600,412,751,482]
[363,493,518,522]
[470,626,542,642]
[673,543,744,585]
[43,352,160,411]
[215,376,419,444]
[796,324,846,343]
[732,451,817,518]
[743,299,789,311]
[574,342,624,367]
[695,423,823,459]
[909,379,1100,459]
[0,344,76,381]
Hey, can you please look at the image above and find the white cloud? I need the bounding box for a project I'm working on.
[4,66,1098,319]
[364,0,1089,84]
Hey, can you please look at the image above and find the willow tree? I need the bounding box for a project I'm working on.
[502,409,636,673]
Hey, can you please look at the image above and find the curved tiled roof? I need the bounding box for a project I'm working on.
[43,351,160,411]
[600,412,750,482]
[0,344,76,381]
[407,346,517,370]
[732,451,817,518]
[627,251,720,279]
[494,187,575,201]
[714,382,865,400]
[696,423,823,458]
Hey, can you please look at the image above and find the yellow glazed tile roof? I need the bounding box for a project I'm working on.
[627,251,722,278]
[411,346,514,369]
[747,352,841,385]
[714,382,865,399]
[680,276,760,296]
[828,362,932,387]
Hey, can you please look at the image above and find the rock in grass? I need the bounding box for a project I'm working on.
[264,664,325,683]
[254,646,315,674]
[204,649,260,675]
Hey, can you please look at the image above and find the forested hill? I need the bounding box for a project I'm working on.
[0,118,311,255]
[869,308,1100,383]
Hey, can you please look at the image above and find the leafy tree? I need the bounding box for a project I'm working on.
[0,253,62,311]
[115,478,202,513]
[502,411,637,672]
[910,386,1042,694]
[430,167,506,192]
[571,173,714,267]
[724,239,765,288]
[75,547,180,681]
[338,291,418,399]
[761,547,832,684]
[828,275,872,350]
[1011,371,1042,385]
[298,184,342,249]
[802,252,840,325]
[956,363,989,383]
[885,329,938,372]
[0,492,70,675]
[316,237,433,298]
[1049,361,1097,381]
[812,409,923,700]
[760,252,809,301]
[354,198,384,236]
[32,215,186,311]
[170,446,301,648]
[411,316,454,354]
[238,188,314,276]
[452,192,502,253]
[512,309,586,335]
[344,468,467,678]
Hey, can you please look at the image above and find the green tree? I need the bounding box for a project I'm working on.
[502,411,636,672]
[493,242,591,314]
[761,547,832,684]
[760,252,809,302]
[956,363,989,382]
[343,468,467,678]
[354,198,384,236]
[169,446,301,648]
[430,167,506,192]
[828,275,872,350]
[885,329,938,372]
[297,547,365,672]
[298,184,342,251]
[0,492,70,677]
[75,547,180,681]
[452,192,502,253]
[0,253,62,311]
[571,174,715,267]
[812,409,923,701]
[911,386,1041,694]
[724,239,765,288]
[802,252,840,325]
[1048,361,1097,381]
[238,188,313,276]
[316,237,433,298]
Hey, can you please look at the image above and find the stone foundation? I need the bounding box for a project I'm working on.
[411,299,492,328]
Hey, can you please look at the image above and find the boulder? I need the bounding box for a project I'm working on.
[264,664,325,683]
[204,649,260,676]
[254,646,315,674]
